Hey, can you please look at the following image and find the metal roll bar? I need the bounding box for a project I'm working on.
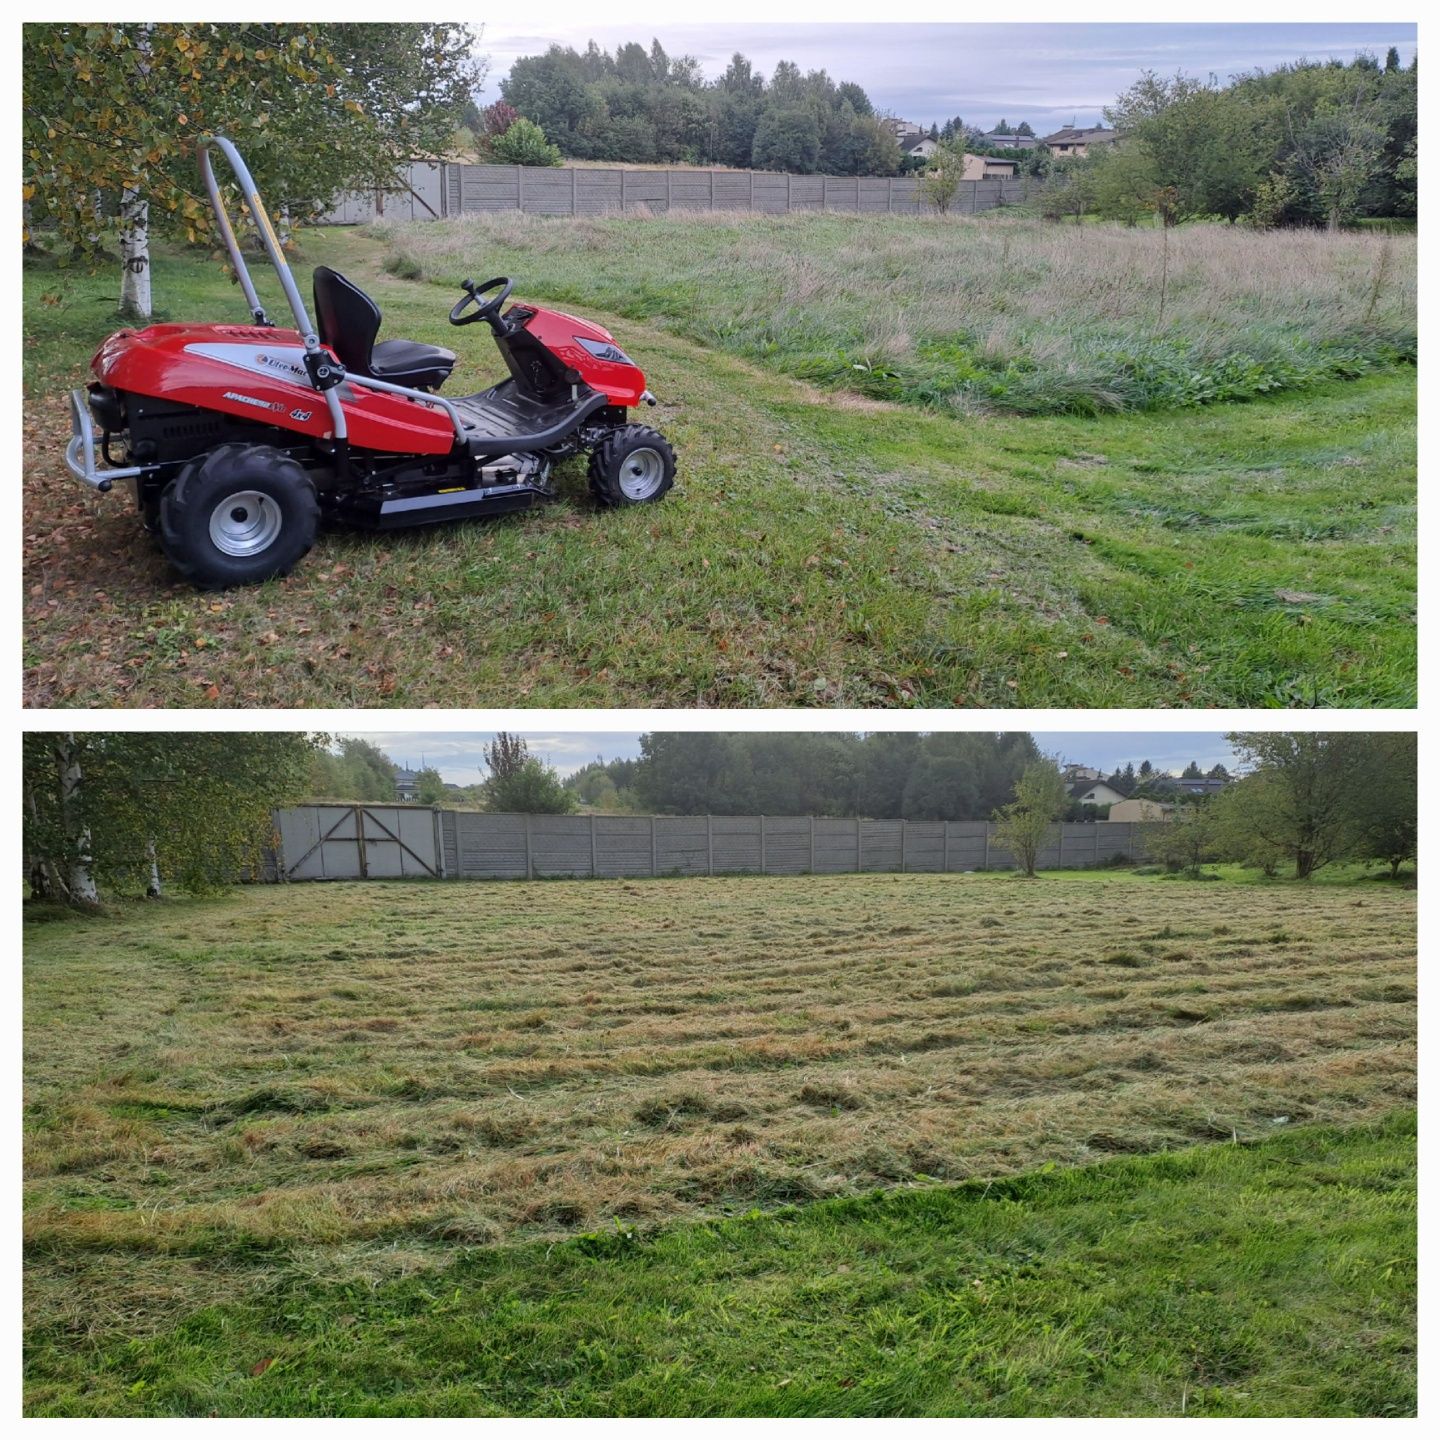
[198,135,481,447]
[198,134,348,443]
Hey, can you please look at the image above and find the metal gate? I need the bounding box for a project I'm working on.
[277,805,441,880]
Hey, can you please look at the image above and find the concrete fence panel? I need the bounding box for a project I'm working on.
[316,165,1034,224]
[272,807,1145,882]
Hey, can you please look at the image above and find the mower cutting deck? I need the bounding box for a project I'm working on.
[64,134,676,589]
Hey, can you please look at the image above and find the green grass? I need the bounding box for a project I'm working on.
[382,212,1416,417]
[24,1113,1415,1416]
[23,872,1415,1414]
[23,226,1415,707]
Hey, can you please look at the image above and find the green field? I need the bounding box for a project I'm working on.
[23,221,1415,709]
[23,871,1416,1416]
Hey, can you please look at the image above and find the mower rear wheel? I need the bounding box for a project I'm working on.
[158,444,319,590]
[587,425,675,507]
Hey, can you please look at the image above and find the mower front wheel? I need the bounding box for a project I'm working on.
[588,425,676,507]
[158,444,319,590]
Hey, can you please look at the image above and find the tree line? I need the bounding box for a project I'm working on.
[566,732,1044,819]
[1147,732,1416,880]
[980,733,1414,881]
[25,731,1413,907]
[1042,51,1416,227]
[497,40,902,176]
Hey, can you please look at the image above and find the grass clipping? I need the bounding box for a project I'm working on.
[24,871,1415,1265]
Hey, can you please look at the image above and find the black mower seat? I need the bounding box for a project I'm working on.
[312,265,457,393]
[370,338,458,390]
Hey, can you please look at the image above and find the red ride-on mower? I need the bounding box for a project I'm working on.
[64,135,676,588]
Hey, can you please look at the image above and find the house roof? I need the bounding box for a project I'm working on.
[1042,126,1120,145]
[1068,780,1121,799]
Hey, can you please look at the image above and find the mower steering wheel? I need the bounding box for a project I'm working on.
[450,276,513,327]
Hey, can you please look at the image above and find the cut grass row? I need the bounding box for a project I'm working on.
[24,872,1414,1257]
[22,872,1416,1415]
[24,1114,1415,1416]
[22,230,1416,708]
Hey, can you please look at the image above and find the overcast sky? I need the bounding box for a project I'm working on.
[476,23,1416,133]
[342,731,1240,783]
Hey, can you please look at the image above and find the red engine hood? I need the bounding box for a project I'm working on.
[92,323,456,454]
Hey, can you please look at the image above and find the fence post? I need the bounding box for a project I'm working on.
[760,815,767,874]
[822,175,829,212]
[571,167,577,215]
[524,812,533,879]
[887,177,894,213]
[623,170,629,212]
[857,818,864,873]
[749,171,754,211]
[590,813,597,877]
[354,805,368,879]
[666,169,672,212]
[786,172,792,212]
[709,170,715,210]
[1058,826,1066,870]
[900,820,907,872]
[943,822,950,873]
[983,826,990,871]
[707,814,714,875]
[1093,824,1101,868]
[516,165,524,214]
[650,814,657,876]
[810,815,816,874]
[433,807,445,878]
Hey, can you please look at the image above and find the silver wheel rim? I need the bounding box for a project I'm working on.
[618,446,666,500]
[208,491,282,557]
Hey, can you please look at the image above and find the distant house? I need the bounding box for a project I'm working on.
[883,117,926,143]
[393,768,420,802]
[1068,779,1127,808]
[1171,776,1231,798]
[1062,763,1103,783]
[1108,797,1178,823]
[981,130,1036,150]
[961,153,1020,180]
[1042,125,1122,158]
[881,118,939,162]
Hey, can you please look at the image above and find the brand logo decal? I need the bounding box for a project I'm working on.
[289,408,314,421]
[223,390,284,412]
[186,342,311,385]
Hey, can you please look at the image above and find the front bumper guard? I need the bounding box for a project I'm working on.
[64,388,162,493]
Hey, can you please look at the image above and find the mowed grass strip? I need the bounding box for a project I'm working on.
[24,872,1415,1268]
[24,1114,1415,1417]
[23,227,1415,709]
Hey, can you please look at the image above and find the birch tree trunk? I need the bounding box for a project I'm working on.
[118,189,152,323]
[146,837,163,898]
[58,735,99,905]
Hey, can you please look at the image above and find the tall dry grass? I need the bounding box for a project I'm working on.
[379,211,1416,414]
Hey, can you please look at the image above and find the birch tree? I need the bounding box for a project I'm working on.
[23,732,323,906]
[22,23,481,319]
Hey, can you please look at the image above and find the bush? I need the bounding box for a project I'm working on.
[491,117,562,167]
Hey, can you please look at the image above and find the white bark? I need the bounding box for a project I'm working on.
[59,735,98,905]
[146,838,163,899]
[118,189,152,322]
